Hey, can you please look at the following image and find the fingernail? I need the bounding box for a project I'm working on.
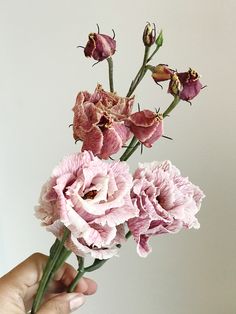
[69,293,85,311]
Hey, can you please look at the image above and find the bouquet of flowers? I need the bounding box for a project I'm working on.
[31,23,205,313]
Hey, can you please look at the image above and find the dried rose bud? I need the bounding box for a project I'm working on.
[143,23,156,47]
[168,73,181,96]
[84,33,116,62]
[125,110,163,148]
[151,64,174,83]
[168,69,203,101]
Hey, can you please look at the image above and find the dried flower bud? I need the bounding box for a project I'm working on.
[143,23,156,47]
[125,110,163,148]
[168,73,181,96]
[168,69,203,101]
[84,33,116,62]
[151,64,174,83]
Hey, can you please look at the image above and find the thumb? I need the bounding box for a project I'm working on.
[38,292,85,314]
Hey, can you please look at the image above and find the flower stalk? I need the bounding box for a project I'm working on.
[120,136,138,161]
[163,96,180,118]
[31,228,70,314]
[146,30,163,63]
[126,46,150,97]
[107,57,114,92]
[68,257,107,292]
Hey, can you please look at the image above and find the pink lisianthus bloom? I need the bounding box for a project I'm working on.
[84,32,116,62]
[35,151,137,259]
[168,68,203,101]
[128,161,205,257]
[125,110,163,147]
[72,85,134,159]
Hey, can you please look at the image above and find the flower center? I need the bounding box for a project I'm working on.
[82,190,98,200]
[97,115,112,130]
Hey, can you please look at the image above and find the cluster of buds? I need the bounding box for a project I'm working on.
[73,23,204,160]
[151,65,203,101]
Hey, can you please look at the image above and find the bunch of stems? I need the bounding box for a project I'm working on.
[31,34,181,314]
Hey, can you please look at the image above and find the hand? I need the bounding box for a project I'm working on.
[0,253,97,313]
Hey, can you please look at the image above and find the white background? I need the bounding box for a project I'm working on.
[0,1,236,313]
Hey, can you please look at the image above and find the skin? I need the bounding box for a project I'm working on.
[0,253,97,313]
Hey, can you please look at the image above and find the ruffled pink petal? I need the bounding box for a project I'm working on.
[137,235,151,257]
[82,127,103,156]
[52,151,94,177]
[99,127,123,159]
[94,201,138,227]
[112,122,131,144]
[67,235,119,259]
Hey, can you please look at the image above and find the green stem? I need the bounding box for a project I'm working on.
[52,246,71,274]
[31,229,70,314]
[68,256,110,293]
[163,96,180,118]
[146,45,160,63]
[107,57,114,92]
[85,259,107,272]
[126,46,150,97]
[125,231,132,239]
[68,269,85,292]
[120,136,138,161]
[121,141,140,161]
[67,257,85,292]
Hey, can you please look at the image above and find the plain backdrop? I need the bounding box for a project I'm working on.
[0,1,236,313]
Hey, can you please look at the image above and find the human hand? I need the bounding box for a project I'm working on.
[0,253,97,313]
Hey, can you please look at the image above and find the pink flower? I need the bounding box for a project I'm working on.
[128,161,205,257]
[84,32,116,62]
[125,110,163,147]
[35,151,137,259]
[168,69,203,101]
[72,85,134,159]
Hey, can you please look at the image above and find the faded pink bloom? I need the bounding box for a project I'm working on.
[84,32,116,62]
[72,85,134,159]
[168,68,203,101]
[125,110,163,147]
[35,151,137,259]
[128,161,205,257]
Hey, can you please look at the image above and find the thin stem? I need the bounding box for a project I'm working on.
[120,136,138,161]
[163,96,180,118]
[121,141,140,161]
[125,231,132,239]
[67,257,85,292]
[67,256,108,292]
[52,247,71,274]
[67,269,85,292]
[126,46,150,97]
[146,45,160,63]
[85,259,107,272]
[107,57,114,92]
[31,229,70,314]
